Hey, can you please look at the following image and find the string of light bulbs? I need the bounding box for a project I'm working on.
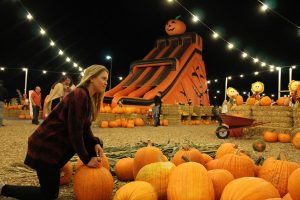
[18,1,84,73]
[256,0,300,33]
[167,0,299,72]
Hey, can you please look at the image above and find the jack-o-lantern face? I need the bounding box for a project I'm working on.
[251,81,264,93]
[226,87,238,98]
[289,80,300,92]
[165,19,186,36]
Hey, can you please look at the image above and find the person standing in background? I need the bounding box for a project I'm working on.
[31,86,42,125]
[153,91,162,126]
[0,80,8,127]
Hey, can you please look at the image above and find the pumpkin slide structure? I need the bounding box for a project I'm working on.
[104,32,209,107]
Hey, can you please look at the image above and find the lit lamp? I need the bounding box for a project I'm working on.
[106,55,112,90]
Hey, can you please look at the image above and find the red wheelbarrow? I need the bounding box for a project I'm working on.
[216,114,268,139]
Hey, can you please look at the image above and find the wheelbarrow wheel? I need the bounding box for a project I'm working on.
[216,126,229,139]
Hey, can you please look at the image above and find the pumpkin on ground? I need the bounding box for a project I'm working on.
[208,169,234,200]
[133,141,167,178]
[215,143,238,159]
[206,159,219,170]
[277,97,290,106]
[278,133,291,143]
[258,153,300,197]
[216,150,255,178]
[18,114,26,119]
[288,168,300,200]
[74,165,114,200]
[236,95,244,105]
[60,161,73,185]
[165,16,186,36]
[202,153,213,164]
[167,161,215,200]
[292,132,300,149]
[113,181,157,200]
[171,144,205,166]
[246,97,256,105]
[115,158,134,182]
[263,131,278,142]
[252,139,266,152]
[220,177,280,200]
[101,121,109,128]
[136,161,175,200]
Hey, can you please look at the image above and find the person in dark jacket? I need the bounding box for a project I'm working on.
[0,65,108,199]
[0,80,8,126]
[153,91,162,126]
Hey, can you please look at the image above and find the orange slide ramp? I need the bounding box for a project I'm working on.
[104,32,209,107]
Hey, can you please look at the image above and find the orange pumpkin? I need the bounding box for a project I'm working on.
[74,165,114,200]
[167,162,215,200]
[258,153,300,197]
[133,141,167,178]
[25,115,32,119]
[171,144,205,166]
[109,120,118,128]
[101,121,109,128]
[126,121,135,128]
[165,16,186,36]
[292,132,300,149]
[288,168,300,200]
[278,133,291,143]
[18,114,26,119]
[202,153,213,164]
[103,105,111,113]
[208,169,234,200]
[113,181,157,200]
[246,97,256,105]
[60,161,73,185]
[136,162,175,200]
[216,150,255,178]
[162,119,169,126]
[277,97,290,106]
[215,143,238,159]
[206,159,219,170]
[115,158,134,181]
[260,96,272,106]
[263,131,278,142]
[220,177,280,200]
[236,95,244,105]
[134,118,145,126]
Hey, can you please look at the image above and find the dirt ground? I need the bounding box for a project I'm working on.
[0,119,299,199]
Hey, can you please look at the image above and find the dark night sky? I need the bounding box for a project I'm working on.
[0,0,299,104]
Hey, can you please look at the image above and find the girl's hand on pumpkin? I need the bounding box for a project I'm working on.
[95,144,103,160]
[87,157,101,168]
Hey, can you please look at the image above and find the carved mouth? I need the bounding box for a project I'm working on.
[167,28,175,31]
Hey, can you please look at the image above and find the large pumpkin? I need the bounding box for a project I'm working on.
[215,143,238,159]
[171,144,205,166]
[165,16,186,36]
[220,177,280,200]
[167,162,215,200]
[278,133,291,143]
[208,169,234,200]
[113,181,157,200]
[216,150,255,178]
[115,157,134,181]
[277,97,290,106]
[288,168,300,200]
[133,141,167,178]
[292,132,300,149]
[136,161,175,200]
[263,131,278,142]
[258,153,300,197]
[246,97,256,105]
[60,161,73,185]
[260,96,272,106]
[74,165,114,200]
[202,153,213,164]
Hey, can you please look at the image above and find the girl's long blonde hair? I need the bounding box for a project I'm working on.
[77,64,108,121]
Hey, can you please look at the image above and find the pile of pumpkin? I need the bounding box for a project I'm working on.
[100,105,148,115]
[181,119,217,125]
[18,114,32,120]
[263,130,300,150]
[101,118,169,128]
[246,96,291,106]
[5,104,23,110]
[59,142,300,199]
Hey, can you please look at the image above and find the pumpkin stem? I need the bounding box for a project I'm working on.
[255,155,265,165]
[181,144,190,151]
[277,152,287,161]
[175,15,181,20]
[147,140,152,147]
[181,155,190,162]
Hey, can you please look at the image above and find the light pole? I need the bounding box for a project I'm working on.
[106,55,112,90]
[277,67,281,98]
[22,68,28,95]
[224,76,231,101]
[289,66,296,83]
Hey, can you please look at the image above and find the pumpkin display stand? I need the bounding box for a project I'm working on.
[216,114,269,139]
